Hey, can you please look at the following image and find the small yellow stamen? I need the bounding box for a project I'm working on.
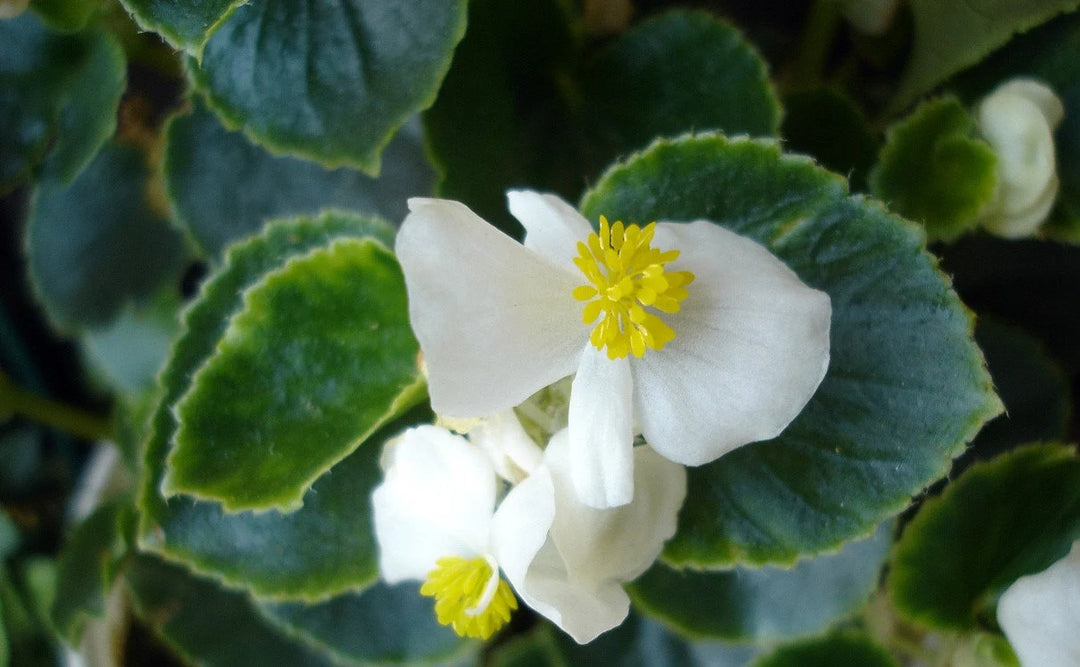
[573,216,694,360]
[420,555,517,640]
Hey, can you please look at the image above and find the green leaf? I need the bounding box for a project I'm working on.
[580,133,1001,567]
[0,15,124,193]
[81,291,182,396]
[162,237,423,512]
[51,500,128,645]
[893,0,1080,110]
[125,555,335,666]
[117,0,243,55]
[889,443,1080,631]
[489,627,562,667]
[26,143,186,332]
[869,97,998,242]
[550,613,702,666]
[137,212,401,599]
[781,89,879,191]
[753,632,898,667]
[30,0,105,32]
[164,101,434,258]
[627,522,891,641]
[189,0,467,173]
[259,582,473,665]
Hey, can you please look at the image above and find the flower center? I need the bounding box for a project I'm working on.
[419,555,517,640]
[572,216,694,359]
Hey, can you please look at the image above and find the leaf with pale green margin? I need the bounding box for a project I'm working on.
[51,499,129,645]
[0,15,124,193]
[581,10,781,159]
[628,522,891,640]
[137,212,401,599]
[125,555,335,666]
[162,237,423,512]
[889,443,1080,631]
[188,0,467,173]
[26,143,186,332]
[81,290,182,396]
[869,97,998,242]
[258,582,473,665]
[581,133,1001,567]
[426,6,781,236]
[117,0,244,55]
[753,632,898,667]
[164,101,434,259]
[782,89,879,191]
[892,0,1080,111]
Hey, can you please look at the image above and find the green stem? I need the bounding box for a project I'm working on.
[789,0,843,90]
[0,372,112,441]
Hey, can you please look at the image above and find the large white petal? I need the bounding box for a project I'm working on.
[396,198,588,417]
[998,541,1080,667]
[497,431,685,644]
[507,190,594,272]
[468,409,544,482]
[632,221,831,466]
[372,426,498,583]
[568,346,635,508]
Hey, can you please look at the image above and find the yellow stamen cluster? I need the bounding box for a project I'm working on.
[420,555,517,640]
[573,217,694,359]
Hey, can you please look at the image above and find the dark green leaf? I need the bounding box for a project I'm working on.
[164,101,433,258]
[163,237,423,512]
[189,0,468,172]
[30,0,105,32]
[118,0,244,54]
[869,97,998,242]
[781,88,879,191]
[753,632,898,667]
[581,133,1001,566]
[81,291,182,396]
[125,555,335,666]
[628,523,891,640]
[551,613,702,666]
[259,582,472,664]
[889,443,1080,630]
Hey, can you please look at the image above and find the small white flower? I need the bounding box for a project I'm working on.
[997,541,1080,667]
[976,78,1065,238]
[371,419,685,643]
[396,191,831,508]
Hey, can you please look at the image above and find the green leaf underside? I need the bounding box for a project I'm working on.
[869,97,997,242]
[754,632,898,667]
[163,237,422,512]
[893,0,1080,111]
[189,0,467,172]
[119,0,243,54]
[125,555,334,666]
[889,443,1080,631]
[581,134,1001,568]
[51,500,128,645]
[164,101,434,258]
[259,582,471,664]
[628,522,891,641]
[0,15,124,193]
[424,5,780,234]
[138,212,399,599]
[26,143,186,332]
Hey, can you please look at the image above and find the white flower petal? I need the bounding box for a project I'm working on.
[372,426,498,583]
[995,78,1066,128]
[998,541,1080,667]
[507,190,594,272]
[397,198,588,417]
[498,431,685,644]
[632,221,831,466]
[568,346,635,508]
[468,409,544,482]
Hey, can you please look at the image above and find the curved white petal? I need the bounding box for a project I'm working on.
[468,409,544,482]
[508,190,594,272]
[998,542,1080,667]
[372,426,497,583]
[397,198,588,417]
[995,78,1065,128]
[568,347,635,508]
[498,431,685,644]
[632,221,831,466]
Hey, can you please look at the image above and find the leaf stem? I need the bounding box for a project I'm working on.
[0,371,112,441]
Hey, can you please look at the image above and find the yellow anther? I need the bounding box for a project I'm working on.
[420,555,517,640]
[573,216,694,359]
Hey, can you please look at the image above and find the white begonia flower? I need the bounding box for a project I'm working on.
[997,540,1080,667]
[372,420,686,644]
[976,78,1065,238]
[396,191,831,509]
